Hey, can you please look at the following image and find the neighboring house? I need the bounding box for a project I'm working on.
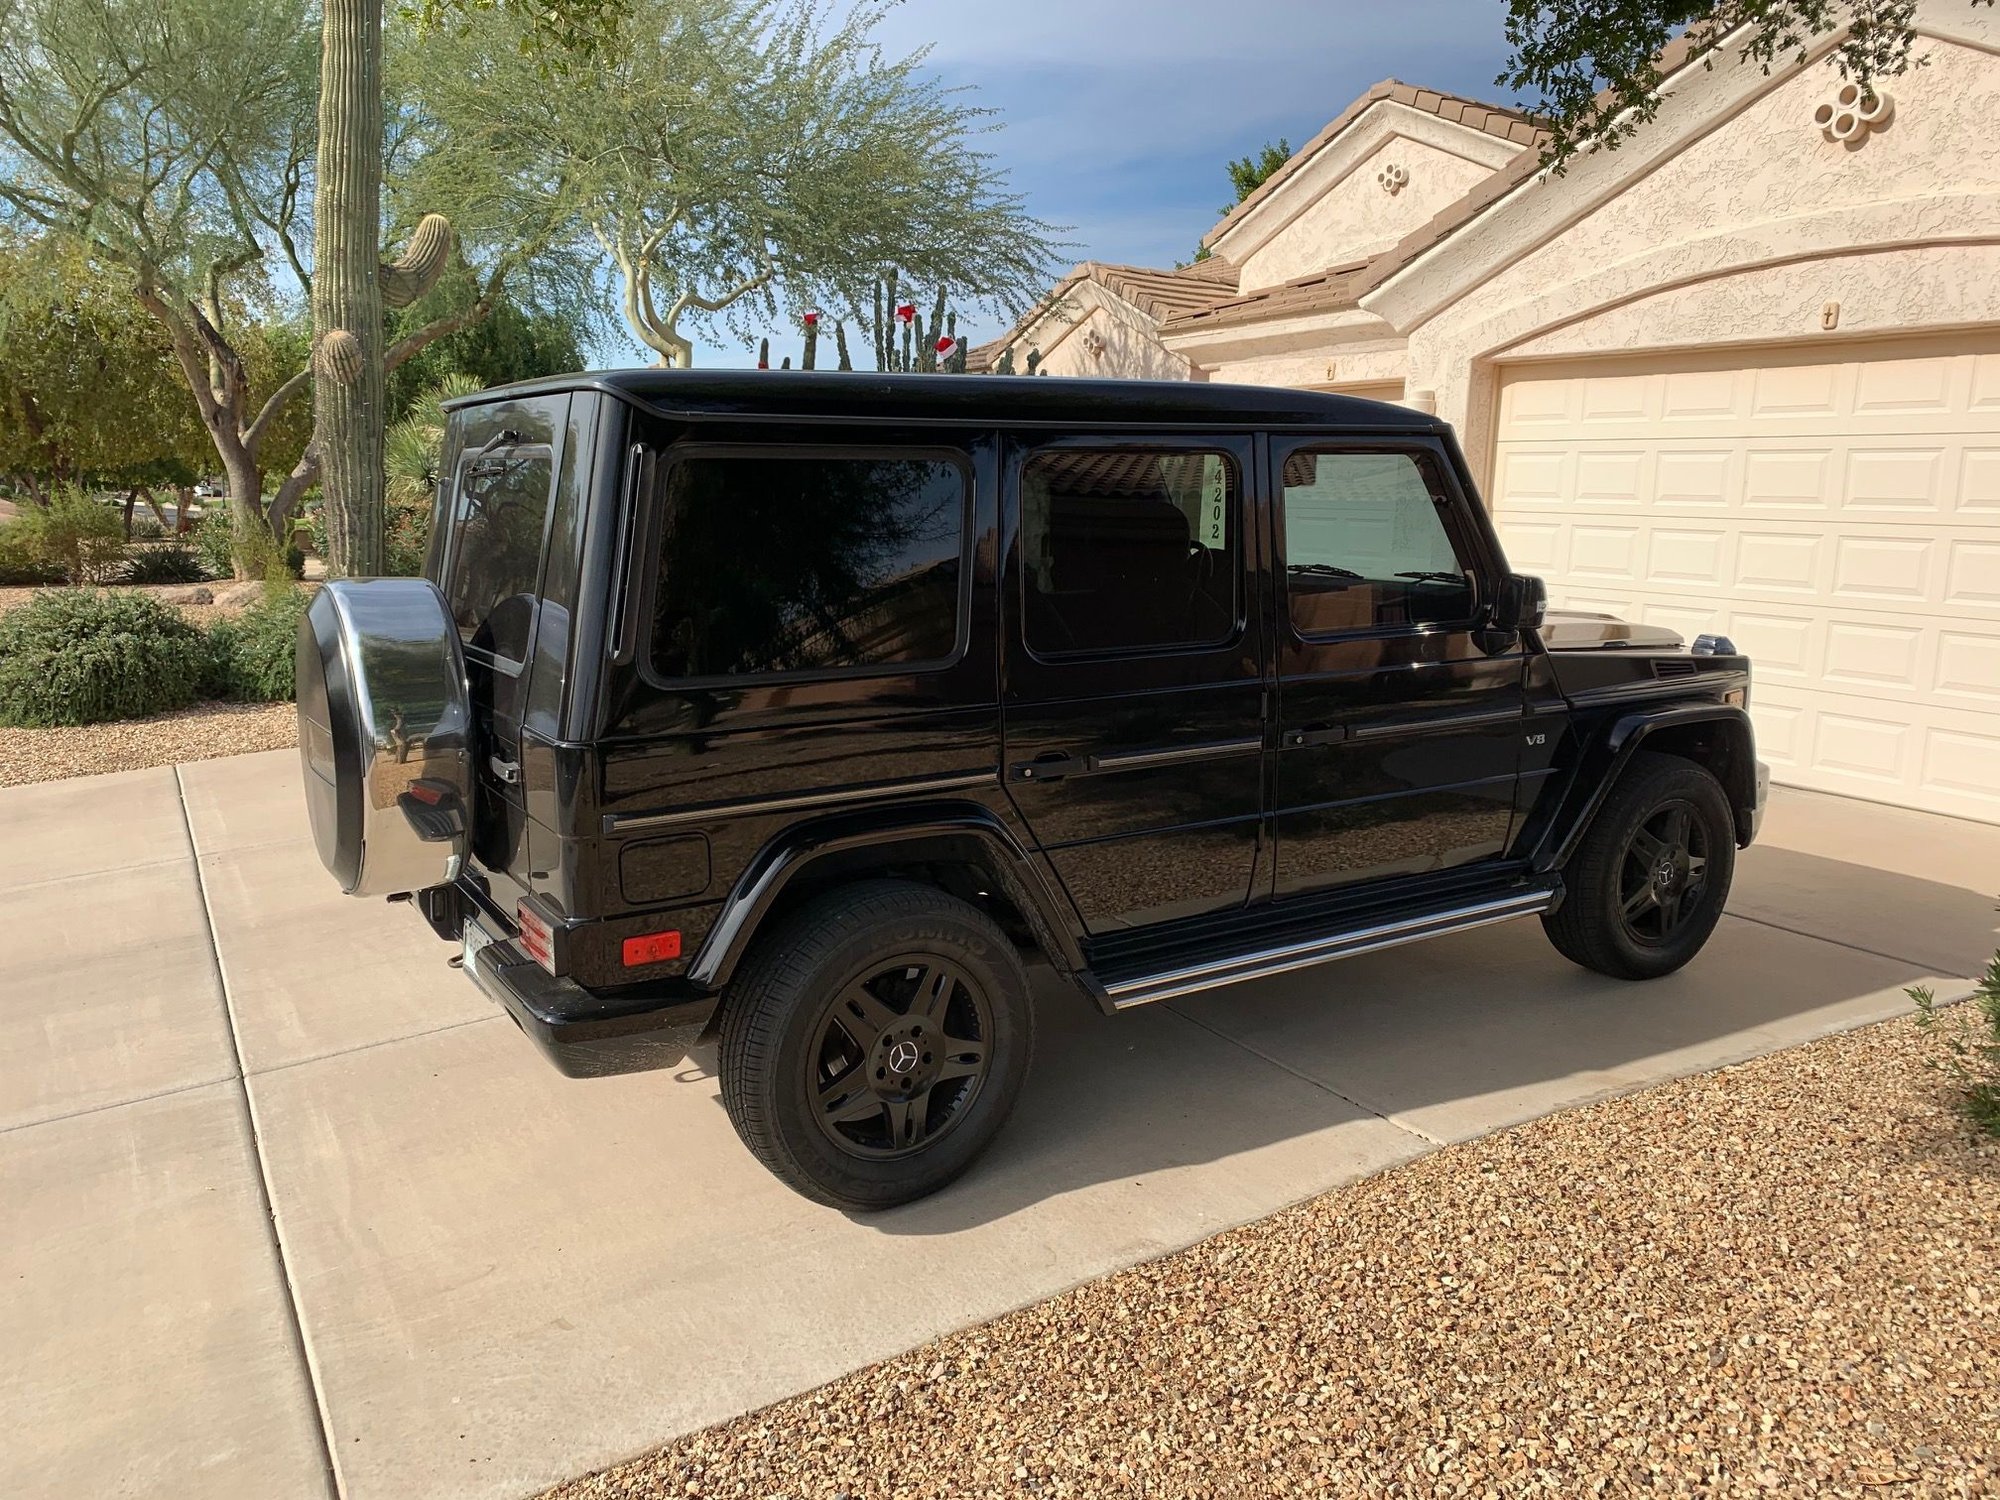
[979,2,2000,823]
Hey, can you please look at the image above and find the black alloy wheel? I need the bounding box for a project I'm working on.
[808,956,994,1159]
[719,880,1034,1210]
[1542,750,1736,981]
[1615,799,1710,946]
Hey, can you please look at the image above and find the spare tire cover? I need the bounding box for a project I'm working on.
[296,579,472,896]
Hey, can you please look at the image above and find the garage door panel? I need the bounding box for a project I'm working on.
[1494,342,2000,822]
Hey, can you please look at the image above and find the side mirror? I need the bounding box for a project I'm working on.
[1492,573,1547,634]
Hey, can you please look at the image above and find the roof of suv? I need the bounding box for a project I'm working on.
[444,369,1448,432]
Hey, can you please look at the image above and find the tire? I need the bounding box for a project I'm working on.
[1542,750,1736,981]
[718,880,1034,1211]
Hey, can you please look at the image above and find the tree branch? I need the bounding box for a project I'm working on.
[244,365,312,451]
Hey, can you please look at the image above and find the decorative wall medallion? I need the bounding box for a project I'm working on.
[1814,83,1893,147]
[1082,330,1106,361]
[1376,162,1409,196]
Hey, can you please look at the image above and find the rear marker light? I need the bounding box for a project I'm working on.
[623,930,683,967]
[515,902,556,973]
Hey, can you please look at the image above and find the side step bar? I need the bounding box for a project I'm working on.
[1097,882,1561,1010]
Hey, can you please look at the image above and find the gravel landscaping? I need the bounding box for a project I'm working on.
[0,700,297,786]
[548,1015,1999,1500]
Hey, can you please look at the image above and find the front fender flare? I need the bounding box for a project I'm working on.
[686,801,1084,990]
[1533,703,1760,872]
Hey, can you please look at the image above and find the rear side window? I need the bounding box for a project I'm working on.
[1021,447,1237,656]
[649,452,966,679]
[441,445,555,663]
[1280,449,1474,634]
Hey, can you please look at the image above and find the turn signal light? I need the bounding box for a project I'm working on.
[515,901,555,973]
[622,930,683,967]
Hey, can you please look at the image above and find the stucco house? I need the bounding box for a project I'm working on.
[976,2,2000,824]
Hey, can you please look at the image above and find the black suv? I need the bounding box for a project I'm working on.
[297,371,1766,1209]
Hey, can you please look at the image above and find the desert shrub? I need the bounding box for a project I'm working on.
[123,543,214,585]
[0,520,62,584]
[300,492,431,576]
[128,514,167,541]
[0,588,207,726]
[194,505,303,582]
[1911,951,2000,1136]
[204,585,312,702]
[5,487,127,584]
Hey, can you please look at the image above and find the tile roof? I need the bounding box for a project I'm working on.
[967,257,1243,367]
[1159,259,1378,333]
[1200,80,1548,252]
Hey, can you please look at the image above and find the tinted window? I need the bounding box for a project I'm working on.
[650,453,965,679]
[1281,450,1473,633]
[1021,448,1237,655]
[442,445,555,663]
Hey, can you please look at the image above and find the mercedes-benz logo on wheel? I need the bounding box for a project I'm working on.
[888,1039,921,1073]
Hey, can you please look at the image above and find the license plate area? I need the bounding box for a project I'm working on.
[460,913,498,977]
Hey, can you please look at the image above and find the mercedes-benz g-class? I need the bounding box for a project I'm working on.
[297,371,1766,1209]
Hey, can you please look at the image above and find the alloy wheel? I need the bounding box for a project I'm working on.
[807,956,994,1159]
[1617,799,1710,945]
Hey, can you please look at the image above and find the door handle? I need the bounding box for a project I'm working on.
[1009,752,1083,782]
[488,753,521,785]
[1283,723,1347,749]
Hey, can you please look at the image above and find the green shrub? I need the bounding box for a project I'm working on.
[123,543,214,585]
[1911,951,2000,1136]
[204,586,312,702]
[0,588,207,726]
[300,492,430,576]
[0,520,62,585]
[4,488,127,584]
[194,504,303,582]
[128,514,167,541]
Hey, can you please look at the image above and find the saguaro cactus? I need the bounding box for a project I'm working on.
[311,0,454,578]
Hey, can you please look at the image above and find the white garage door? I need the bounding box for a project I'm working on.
[1490,340,2000,824]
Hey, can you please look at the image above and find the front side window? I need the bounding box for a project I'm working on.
[650,452,966,679]
[442,445,555,663]
[1281,449,1474,634]
[1021,447,1237,656]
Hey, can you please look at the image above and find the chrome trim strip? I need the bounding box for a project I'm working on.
[602,770,997,834]
[1105,886,1558,1009]
[1091,737,1263,774]
[1345,708,1524,741]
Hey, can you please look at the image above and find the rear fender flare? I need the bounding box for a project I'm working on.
[1538,704,1759,870]
[686,802,1085,990]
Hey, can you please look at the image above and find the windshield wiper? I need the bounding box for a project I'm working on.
[1290,563,1363,580]
[1396,570,1467,584]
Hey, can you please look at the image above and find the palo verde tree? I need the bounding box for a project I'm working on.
[1500,0,1988,167]
[0,0,323,570]
[408,0,1058,369]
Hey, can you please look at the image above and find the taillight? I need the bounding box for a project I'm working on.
[515,901,556,973]
[622,930,683,967]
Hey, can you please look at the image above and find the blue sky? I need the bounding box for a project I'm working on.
[658,0,1523,368]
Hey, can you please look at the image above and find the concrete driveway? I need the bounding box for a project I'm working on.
[2,750,1994,1500]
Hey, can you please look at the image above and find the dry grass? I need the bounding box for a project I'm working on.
[548,1017,1999,1500]
[0,700,297,787]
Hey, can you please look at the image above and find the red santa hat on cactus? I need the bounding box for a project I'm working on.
[934,335,959,359]
[802,307,821,328]
[895,302,917,324]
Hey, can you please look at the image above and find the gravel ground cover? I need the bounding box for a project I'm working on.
[549,1016,1999,1500]
[0,700,297,786]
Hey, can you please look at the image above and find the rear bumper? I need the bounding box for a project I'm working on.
[462,913,718,1079]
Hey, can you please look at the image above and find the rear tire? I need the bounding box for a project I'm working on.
[1542,751,1735,981]
[718,880,1034,1210]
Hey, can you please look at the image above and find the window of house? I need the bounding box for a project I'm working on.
[1021,447,1237,655]
[1280,449,1474,634]
[649,452,966,679]
[441,444,555,664]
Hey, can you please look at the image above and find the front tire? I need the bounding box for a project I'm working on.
[718,880,1034,1210]
[1542,751,1736,981]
